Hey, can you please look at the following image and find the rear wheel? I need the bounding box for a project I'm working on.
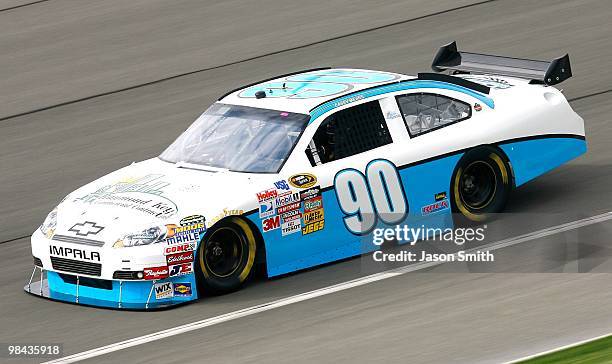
[196,217,257,294]
[452,147,512,222]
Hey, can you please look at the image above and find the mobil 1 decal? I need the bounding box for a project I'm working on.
[334,159,408,235]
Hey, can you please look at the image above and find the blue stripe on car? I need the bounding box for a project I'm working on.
[309,80,495,122]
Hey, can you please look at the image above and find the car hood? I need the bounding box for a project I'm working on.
[53,158,271,243]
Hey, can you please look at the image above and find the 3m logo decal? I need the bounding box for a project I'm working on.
[262,216,281,232]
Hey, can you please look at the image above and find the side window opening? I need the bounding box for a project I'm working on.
[306,100,392,166]
[396,93,471,137]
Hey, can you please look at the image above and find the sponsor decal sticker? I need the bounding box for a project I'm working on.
[166,251,194,265]
[300,186,320,200]
[154,281,173,299]
[288,173,317,189]
[276,201,300,215]
[259,199,276,218]
[435,192,447,201]
[262,215,281,232]
[303,196,323,212]
[180,215,205,226]
[474,103,482,112]
[165,219,206,245]
[281,219,301,236]
[208,208,244,228]
[164,242,196,255]
[281,209,301,222]
[173,282,193,297]
[144,266,169,280]
[303,208,324,224]
[421,199,450,216]
[49,245,100,262]
[275,191,300,207]
[168,262,193,277]
[257,188,278,202]
[302,220,325,235]
[273,180,290,191]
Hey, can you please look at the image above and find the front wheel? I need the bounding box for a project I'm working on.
[452,147,512,222]
[196,217,257,294]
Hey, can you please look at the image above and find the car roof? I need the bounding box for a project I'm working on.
[218,68,413,114]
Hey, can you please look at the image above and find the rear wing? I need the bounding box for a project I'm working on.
[431,41,572,85]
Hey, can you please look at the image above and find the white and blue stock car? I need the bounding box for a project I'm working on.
[28,42,586,309]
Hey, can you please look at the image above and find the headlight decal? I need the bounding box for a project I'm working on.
[113,215,207,248]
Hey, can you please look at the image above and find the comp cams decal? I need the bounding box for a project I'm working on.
[164,242,196,255]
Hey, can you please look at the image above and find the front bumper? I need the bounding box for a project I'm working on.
[24,267,197,310]
[28,230,200,309]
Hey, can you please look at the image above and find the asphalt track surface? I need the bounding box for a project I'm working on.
[1,0,612,363]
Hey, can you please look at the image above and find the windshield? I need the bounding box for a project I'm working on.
[160,103,309,173]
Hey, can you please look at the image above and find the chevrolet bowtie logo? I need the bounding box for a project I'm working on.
[69,221,104,237]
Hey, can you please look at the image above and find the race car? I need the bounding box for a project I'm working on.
[26,41,586,309]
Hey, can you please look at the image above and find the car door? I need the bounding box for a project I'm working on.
[260,98,402,276]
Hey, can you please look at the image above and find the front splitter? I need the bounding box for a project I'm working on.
[24,267,195,310]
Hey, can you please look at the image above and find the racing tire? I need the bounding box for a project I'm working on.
[196,217,257,294]
[451,147,512,222]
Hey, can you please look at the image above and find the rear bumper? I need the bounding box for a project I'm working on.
[24,267,198,310]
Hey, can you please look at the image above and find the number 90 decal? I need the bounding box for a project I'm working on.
[334,159,408,235]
